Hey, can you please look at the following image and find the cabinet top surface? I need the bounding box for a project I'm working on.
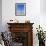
[7,23,34,24]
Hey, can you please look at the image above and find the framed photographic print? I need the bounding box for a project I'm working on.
[15,3,26,16]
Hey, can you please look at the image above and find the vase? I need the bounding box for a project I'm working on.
[39,40,45,46]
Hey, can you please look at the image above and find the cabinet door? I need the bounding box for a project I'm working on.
[11,32,28,46]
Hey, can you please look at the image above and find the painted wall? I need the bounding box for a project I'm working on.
[40,0,46,13]
[40,0,46,31]
[2,0,40,31]
[0,0,2,32]
[2,0,46,46]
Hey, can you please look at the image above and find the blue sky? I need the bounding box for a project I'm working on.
[16,4,24,12]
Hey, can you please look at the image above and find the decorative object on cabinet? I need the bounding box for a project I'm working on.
[25,20,30,23]
[8,19,19,23]
[15,3,26,16]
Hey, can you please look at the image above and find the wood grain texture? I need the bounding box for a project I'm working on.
[7,23,34,46]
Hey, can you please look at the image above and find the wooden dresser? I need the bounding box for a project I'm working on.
[7,23,34,46]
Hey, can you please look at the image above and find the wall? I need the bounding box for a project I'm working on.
[0,0,2,32]
[2,0,40,30]
[2,0,46,46]
[40,0,46,31]
[40,0,46,13]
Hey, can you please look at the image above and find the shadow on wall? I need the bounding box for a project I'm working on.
[0,0,2,32]
[40,0,46,14]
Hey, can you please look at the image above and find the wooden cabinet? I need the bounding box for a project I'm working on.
[7,23,34,46]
